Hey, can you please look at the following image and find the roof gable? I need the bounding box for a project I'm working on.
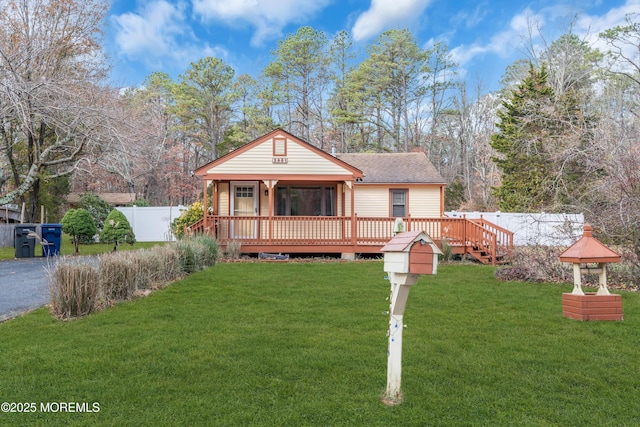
[195,129,362,178]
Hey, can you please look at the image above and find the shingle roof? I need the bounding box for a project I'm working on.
[559,224,621,263]
[336,152,444,184]
[66,193,136,206]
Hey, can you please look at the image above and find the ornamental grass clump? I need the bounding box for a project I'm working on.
[192,235,220,266]
[99,251,138,301]
[144,245,182,285]
[49,259,99,319]
[225,240,242,259]
[173,235,219,273]
[174,239,204,274]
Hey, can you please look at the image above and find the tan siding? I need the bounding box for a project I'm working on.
[353,187,389,217]
[408,187,441,217]
[259,183,269,216]
[205,137,353,176]
[219,183,230,216]
[346,185,442,218]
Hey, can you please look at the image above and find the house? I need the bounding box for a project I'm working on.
[192,129,512,263]
[67,192,137,207]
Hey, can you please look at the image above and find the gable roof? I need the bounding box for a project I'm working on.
[195,128,362,179]
[336,152,445,184]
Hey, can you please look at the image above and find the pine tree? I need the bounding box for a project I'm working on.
[61,209,97,255]
[492,62,598,213]
[100,210,136,252]
[491,64,554,211]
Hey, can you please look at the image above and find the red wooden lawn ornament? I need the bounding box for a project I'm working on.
[559,224,623,321]
[380,230,442,405]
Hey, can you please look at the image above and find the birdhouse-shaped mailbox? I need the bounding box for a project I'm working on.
[559,224,623,321]
[381,230,442,277]
[380,230,442,405]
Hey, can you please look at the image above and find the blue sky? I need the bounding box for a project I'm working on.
[104,0,637,93]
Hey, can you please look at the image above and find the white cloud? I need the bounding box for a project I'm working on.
[450,0,640,71]
[451,9,545,67]
[192,0,332,46]
[351,0,432,41]
[111,0,227,70]
[112,0,189,59]
[450,3,488,30]
[576,0,640,51]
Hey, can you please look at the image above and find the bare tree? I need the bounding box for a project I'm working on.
[0,0,114,219]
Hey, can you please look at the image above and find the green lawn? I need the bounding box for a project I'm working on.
[0,234,163,260]
[1,262,639,426]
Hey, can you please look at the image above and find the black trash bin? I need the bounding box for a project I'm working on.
[41,223,62,256]
[14,224,37,258]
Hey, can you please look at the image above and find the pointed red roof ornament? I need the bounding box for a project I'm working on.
[559,224,621,264]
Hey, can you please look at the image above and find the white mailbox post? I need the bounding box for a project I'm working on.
[380,230,442,404]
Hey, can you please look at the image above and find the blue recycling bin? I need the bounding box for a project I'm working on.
[41,223,62,256]
[14,224,37,258]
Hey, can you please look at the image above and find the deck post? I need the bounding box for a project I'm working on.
[491,234,497,266]
[351,213,358,249]
[203,179,209,232]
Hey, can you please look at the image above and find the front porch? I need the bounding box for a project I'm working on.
[188,215,513,265]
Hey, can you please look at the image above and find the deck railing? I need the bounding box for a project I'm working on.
[186,214,512,263]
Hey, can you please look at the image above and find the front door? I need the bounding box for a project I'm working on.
[231,182,258,238]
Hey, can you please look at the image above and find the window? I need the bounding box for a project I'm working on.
[273,137,287,156]
[235,186,254,198]
[276,185,336,216]
[390,189,407,217]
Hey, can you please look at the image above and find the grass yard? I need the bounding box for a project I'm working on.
[0,235,163,260]
[1,262,639,426]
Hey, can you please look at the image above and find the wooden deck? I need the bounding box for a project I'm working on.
[188,215,513,265]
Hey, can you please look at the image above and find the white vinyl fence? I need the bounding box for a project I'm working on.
[1,209,585,247]
[446,211,584,246]
[0,206,183,247]
[116,206,184,242]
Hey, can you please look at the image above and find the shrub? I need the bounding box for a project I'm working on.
[100,209,136,251]
[171,202,204,239]
[76,192,113,235]
[49,259,99,319]
[61,208,97,254]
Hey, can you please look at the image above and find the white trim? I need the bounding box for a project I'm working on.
[230,181,258,238]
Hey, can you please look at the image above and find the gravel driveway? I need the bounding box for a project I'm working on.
[0,257,54,322]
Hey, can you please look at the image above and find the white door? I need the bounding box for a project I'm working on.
[230,182,258,238]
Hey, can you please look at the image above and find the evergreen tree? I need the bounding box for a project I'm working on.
[491,63,556,212]
[100,209,136,251]
[491,62,598,212]
[61,209,97,255]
